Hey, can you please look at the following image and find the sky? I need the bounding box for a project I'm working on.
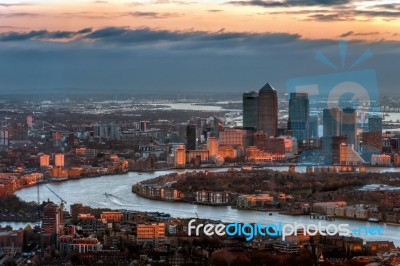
[0,0,399,96]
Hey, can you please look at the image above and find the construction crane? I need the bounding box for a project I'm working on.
[36,183,67,260]
[44,184,67,205]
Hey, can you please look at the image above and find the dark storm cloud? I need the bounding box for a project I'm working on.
[125,11,183,18]
[0,26,298,48]
[268,9,329,15]
[340,31,380,38]
[340,31,354,37]
[0,30,48,41]
[229,0,400,21]
[351,9,400,18]
[304,9,400,22]
[0,26,398,96]
[77,28,93,34]
[306,13,351,21]
[83,27,188,43]
[228,0,352,8]
[0,28,93,41]
[46,31,80,39]
[81,27,301,47]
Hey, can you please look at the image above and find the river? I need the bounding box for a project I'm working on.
[0,221,36,230]
[15,166,400,245]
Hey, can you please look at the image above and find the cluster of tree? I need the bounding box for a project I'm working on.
[167,169,400,201]
[0,195,37,214]
[210,247,314,266]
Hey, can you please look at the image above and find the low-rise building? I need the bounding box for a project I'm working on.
[245,146,285,162]
[137,223,165,248]
[366,241,396,254]
[101,211,123,222]
[236,194,274,209]
[77,219,107,235]
[195,191,231,205]
[371,154,391,166]
[272,241,300,253]
[71,237,103,253]
[0,229,23,255]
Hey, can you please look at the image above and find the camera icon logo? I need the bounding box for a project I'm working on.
[286,40,380,165]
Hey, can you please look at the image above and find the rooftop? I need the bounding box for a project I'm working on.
[259,82,276,92]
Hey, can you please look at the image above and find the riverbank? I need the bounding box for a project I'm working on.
[16,170,400,245]
[0,195,39,224]
[131,167,400,226]
[0,214,38,223]
[131,187,186,203]
[10,163,400,197]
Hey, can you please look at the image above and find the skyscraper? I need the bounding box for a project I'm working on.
[174,145,186,167]
[332,135,348,165]
[42,202,64,245]
[323,108,342,138]
[207,136,219,157]
[10,122,28,140]
[186,124,197,150]
[368,115,383,132]
[288,93,309,144]
[361,114,382,162]
[242,91,259,129]
[309,115,319,141]
[258,83,278,137]
[342,107,357,146]
[322,108,343,161]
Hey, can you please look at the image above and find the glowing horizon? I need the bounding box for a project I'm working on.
[1,0,399,41]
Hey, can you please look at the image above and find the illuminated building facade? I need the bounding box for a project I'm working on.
[39,154,50,167]
[174,145,186,167]
[54,153,65,167]
[258,83,278,137]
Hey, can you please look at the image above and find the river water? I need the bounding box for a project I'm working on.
[15,167,400,245]
[0,221,36,230]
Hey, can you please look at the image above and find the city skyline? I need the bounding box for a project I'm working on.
[0,73,400,264]
[1,1,400,264]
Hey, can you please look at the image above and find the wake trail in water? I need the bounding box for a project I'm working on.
[104,193,197,215]
[104,193,135,207]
